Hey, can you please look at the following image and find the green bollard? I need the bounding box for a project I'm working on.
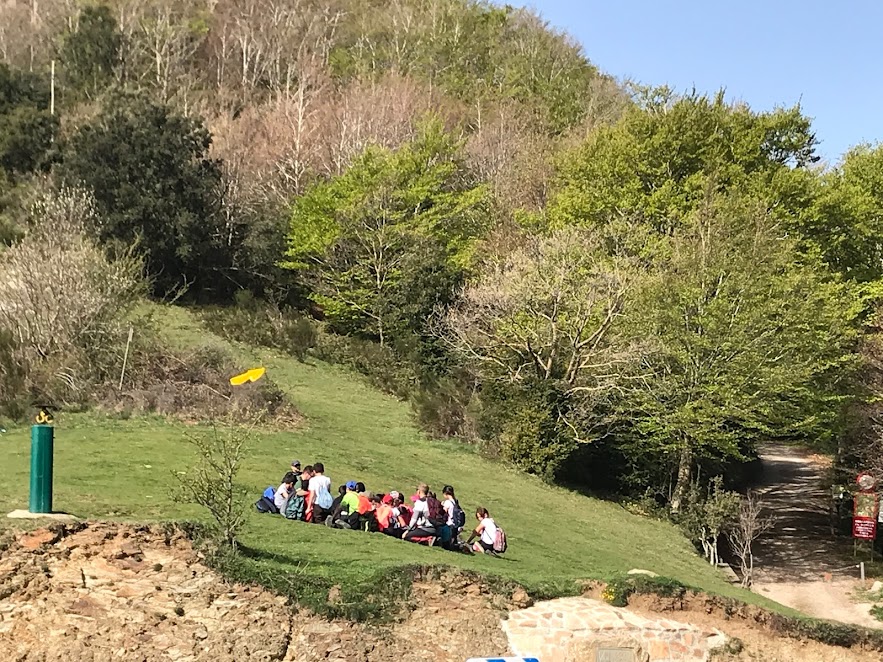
[29,424,54,514]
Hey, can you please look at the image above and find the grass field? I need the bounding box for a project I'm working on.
[0,305,790,615]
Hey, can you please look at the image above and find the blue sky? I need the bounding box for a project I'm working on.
[514,0,883,165]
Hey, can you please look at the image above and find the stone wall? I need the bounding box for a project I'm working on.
[503,596,726,662]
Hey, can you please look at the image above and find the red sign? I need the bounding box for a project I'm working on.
[853,490,879,540]
[853,516,877,540]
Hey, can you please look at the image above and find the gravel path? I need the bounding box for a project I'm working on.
[749,443,879,628]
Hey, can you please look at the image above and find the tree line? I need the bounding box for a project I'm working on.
[1,0,882,511]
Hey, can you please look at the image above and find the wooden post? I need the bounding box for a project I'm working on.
[118,326,134,390]
[50,60,55,116]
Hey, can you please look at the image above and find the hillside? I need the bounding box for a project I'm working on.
[0,304,785,613]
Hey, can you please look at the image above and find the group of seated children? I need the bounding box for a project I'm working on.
[255,459,506,555]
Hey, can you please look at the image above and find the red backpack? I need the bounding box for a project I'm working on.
[426,495,447,527]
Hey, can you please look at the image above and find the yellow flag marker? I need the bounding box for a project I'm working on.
[230,367,266,386]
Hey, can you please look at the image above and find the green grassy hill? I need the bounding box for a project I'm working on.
[0,305,785,614]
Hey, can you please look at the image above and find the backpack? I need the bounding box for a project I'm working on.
[255,496,278,514]
[493,526,507,554]
[426,495,446,527]
[452,500,466,529]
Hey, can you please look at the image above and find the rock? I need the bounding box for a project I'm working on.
[19,528,59,550]
[510,588,534,609]
[113,542,143,560]
[627,568,659,578]
[871,580,883,595]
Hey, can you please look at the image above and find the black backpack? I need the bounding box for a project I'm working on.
[452,499,466,529]
[255,496,278,514]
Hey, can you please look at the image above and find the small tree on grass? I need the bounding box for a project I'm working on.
[678,476,740,567]
[729,491,775,588]
[174,419,252,548]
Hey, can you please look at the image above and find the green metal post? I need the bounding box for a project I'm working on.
[29,424,54,513]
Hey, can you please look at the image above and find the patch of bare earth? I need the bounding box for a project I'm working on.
[0,522,510,662]
[626,592,883,662]
[4,522,883,662]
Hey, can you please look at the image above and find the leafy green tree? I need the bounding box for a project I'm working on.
[549,90,818,233]
[60,5,122,99]
[285,119,488,345]
[61,94,225,297]
[0,64,57,177]
[618,197,859,508]
[804,144,883,282]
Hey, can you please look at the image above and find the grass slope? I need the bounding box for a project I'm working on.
[0,305,786,612]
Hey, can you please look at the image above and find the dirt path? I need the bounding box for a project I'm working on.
[749,443,879,628]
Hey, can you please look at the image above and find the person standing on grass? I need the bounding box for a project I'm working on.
[466,507,498,555]
[403,483,438,545]
[309,462,334,523]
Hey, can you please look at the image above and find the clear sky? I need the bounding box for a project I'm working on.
[514,0,883,165]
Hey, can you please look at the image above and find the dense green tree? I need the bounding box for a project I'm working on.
[59,5,122,99]
[61,94,225,297]
[285,119,488,345]
[549,90,818,233]
[804,144,883,282]
[0,64,57,177]
[618,197,859,508]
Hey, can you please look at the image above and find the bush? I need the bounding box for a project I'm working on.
[412,376,478,440]
[201,296,317,361]
[0,185,142,414]
[0,328,27,419]
[313,330,421,400]
[105,337,300,426]
[173,420,251,548]
[477,380,577,480]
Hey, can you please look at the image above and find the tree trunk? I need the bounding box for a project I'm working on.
[670,443,693,513]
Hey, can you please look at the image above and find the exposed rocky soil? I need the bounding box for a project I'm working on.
[3,522,883,662]
[0,522,510,661]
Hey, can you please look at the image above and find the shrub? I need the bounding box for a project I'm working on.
[0,185,142,413]
[173,420,251,548]
[201,298,317,361]
[105,337,300,426]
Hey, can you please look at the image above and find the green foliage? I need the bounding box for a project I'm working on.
[549,90,818,232]
[285,118,488,344]
[0,64,57,177]
[479,379,577,479]
[676,476,740,564]
[61,94,226,297]
[173,421,251,548]
[616,199,859,495]
[330,0,606,133]
[804,143,883,282]
[59,5,122,99]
